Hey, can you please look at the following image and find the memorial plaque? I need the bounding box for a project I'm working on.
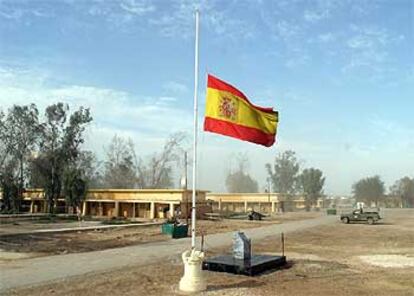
[233,232,251,261]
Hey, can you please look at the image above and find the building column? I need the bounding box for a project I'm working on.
[30,201,34,213]
[82,201,87,216]
[244,201,248,212]
[218,199,222,211]
[271,202,275,213]
[150,202,155,219]
[98,202,103,216]
[114,202,120,217]
[169,202,175,217]
[136,203,141,218]
[132,203,136,218]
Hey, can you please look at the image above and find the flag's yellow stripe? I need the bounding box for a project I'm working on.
[205,88,278,134]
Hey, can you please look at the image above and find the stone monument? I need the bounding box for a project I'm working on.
[233,231,251,261]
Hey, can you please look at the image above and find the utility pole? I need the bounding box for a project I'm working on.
[267,178,271,202]
[183,151,189,225]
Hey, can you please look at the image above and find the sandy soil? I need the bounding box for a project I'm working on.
[4,209,414,296]
[0,212,322,257]
[0,217,101,235]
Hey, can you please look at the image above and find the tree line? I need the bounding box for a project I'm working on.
[226,150,326,209]
[99,132,186,189]
[0,103,186,214]
[226,149,414,209]
[352,175,414,208]
[0,103,92,213]
[2,103,412,214]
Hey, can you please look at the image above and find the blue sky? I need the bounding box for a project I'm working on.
[0,0,413,195]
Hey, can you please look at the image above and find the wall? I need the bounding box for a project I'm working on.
[207,193,282,203]
[207,193,324,213]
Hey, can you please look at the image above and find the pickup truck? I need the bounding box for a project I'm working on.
[340,209,381,225]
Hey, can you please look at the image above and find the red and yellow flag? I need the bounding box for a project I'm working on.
[203,74,278,147]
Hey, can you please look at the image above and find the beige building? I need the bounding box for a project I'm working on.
[207,193,284,213]
[2,190,324,217]
[18,189,210,219]
[207,193,324,213]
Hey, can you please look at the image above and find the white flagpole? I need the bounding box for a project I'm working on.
[179,11,206,292]
[191,9,200,250]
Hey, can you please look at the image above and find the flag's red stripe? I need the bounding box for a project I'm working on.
[207,74,275,114]
[204,117,275,147]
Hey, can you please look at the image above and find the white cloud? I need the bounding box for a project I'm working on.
[0,1,54,21]
[346,26,390,49]
[274,20,301,40]
[318,32,335,43]
[0,8,23,20]
[283,90,312,104]
[406,66,414,82]
[341,24,406,80]
[368,118,414,149]
[163,81,189,94]
[0,66,192,156]
[0,65,265,192]
[148,0,254,39]
[284,54,310,69]
[159,96,177,102]
[304,9,329,23]
[349,0,381,16]
[256,1,407,81]
[119,0,155,15]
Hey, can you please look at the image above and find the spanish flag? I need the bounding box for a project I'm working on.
[204,74,278,147]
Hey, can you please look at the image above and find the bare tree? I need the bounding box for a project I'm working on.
[102,135,137,188]
[0,110,6,168]
[389,177,414,208]
[101,132,187,189]
[225,153,258,193]
[136,132,187,189]
[76,151,103,188]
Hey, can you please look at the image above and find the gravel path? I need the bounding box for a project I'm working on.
[0,215,336,292]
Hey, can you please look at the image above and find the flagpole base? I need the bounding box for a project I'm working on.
[179,249,207,292]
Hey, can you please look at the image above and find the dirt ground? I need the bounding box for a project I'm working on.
[0,211,321,257]
[4,209,414,296]
[0,217,102,235]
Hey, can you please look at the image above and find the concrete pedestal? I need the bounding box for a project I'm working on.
[179,250,207,292]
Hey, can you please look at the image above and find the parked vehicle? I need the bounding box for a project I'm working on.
[247,210,266,221]
[340,209,381,225]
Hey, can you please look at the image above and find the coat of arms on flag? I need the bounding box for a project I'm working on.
[219,97,238,121]
[204,74,279,147]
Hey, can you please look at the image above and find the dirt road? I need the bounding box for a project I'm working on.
[0,215,336,292]
[0,212,322,256]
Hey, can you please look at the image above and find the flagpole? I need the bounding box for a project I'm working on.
[179,10,206,292]
[191,9,199,250]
